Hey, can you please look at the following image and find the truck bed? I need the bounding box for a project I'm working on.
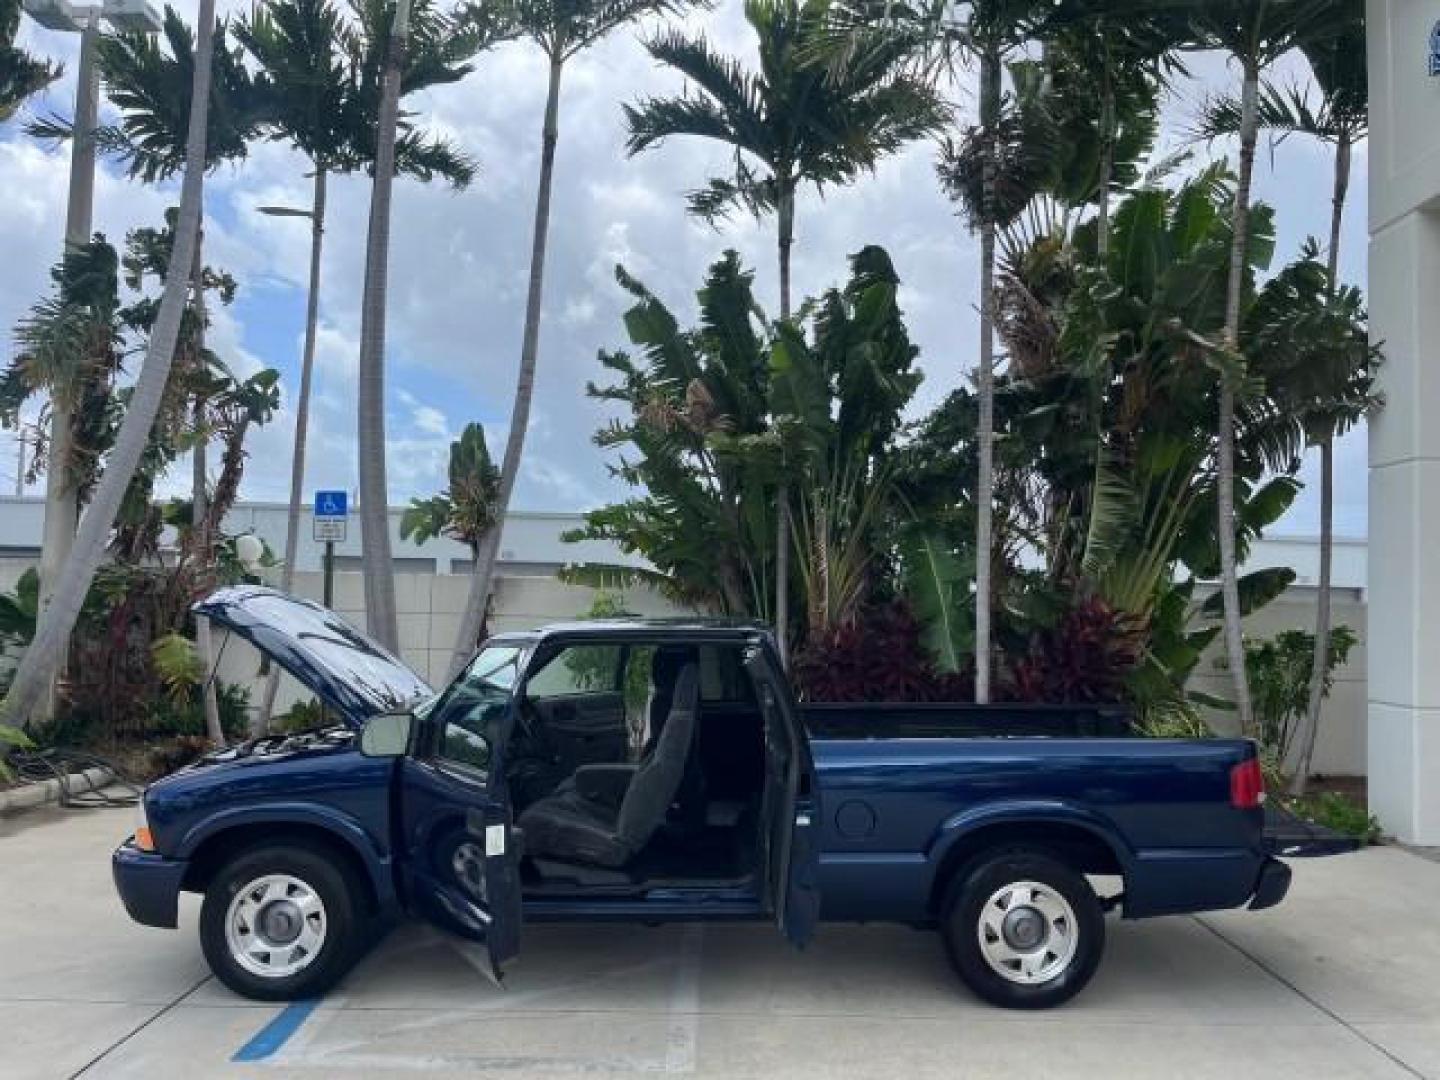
[802,705,1267,923]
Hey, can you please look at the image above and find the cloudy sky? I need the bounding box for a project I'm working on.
[2,2,1369,538]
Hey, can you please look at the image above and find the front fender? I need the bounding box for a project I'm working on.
[176,801,397,911]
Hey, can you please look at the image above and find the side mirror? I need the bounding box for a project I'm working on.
[360,711,413,757]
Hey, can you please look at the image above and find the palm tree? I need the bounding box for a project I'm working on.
[96,7,263,742]
[1,0,61,122]
[444,0,685,680]
[401,421,501,557]
[354,0,415,652]
[622,0,942,666]
[355,0,504,650]
[1038,1,1179,256]
[0,239,126,516]
[1193,2,1365,784]
[2,0,219,731]
[239,0,481,724]
[913,0,1043,702]
[1186,0,1348,738]
[12,4,260,732]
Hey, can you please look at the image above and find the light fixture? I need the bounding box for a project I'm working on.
[101,0,163,34]
[21,0,81,31]
[256,205,314,219]
[234,533,265,573]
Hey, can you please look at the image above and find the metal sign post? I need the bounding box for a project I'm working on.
[313,490,348,610]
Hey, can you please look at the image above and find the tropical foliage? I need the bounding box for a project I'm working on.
[402,422,502,557]
[0,0,1381,793]
[571,162,1375,723]
[1225,624,1358,772]
[564,244,920,625]
[1,0,61,123]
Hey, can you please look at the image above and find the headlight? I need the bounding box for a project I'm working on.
[134,798,155,851]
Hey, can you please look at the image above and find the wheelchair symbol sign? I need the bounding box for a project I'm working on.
[314,490,347,518]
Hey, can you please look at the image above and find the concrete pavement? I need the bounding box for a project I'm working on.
[1,804,1435,1079]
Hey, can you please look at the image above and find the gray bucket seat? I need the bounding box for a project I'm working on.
[518,659,700,869]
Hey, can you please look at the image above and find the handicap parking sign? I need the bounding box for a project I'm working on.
[314,490,347,518]
[313,490,348,543]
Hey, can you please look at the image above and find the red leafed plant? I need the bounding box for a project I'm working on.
[793,600,974,703]
[1008,595,1142,704]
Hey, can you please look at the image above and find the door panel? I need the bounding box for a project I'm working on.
[744,646,821,947]
[399,716,522,977]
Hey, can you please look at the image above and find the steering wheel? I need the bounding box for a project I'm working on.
[506,696,563,807]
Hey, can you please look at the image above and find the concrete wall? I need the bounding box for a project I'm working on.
[1189,588,1367,778]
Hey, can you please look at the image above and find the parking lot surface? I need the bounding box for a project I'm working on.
[3,803,1438,1079]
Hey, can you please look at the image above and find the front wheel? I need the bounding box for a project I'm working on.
[200,844,362,1001]
[941,847,1105,1009]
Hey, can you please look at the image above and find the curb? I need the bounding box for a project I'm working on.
[0,765,114,815]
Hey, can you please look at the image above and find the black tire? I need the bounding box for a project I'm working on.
[200,843,363,1001]
[940,846,1105,1009]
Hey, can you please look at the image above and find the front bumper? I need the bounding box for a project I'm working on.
[112,839,188,928]
[1247,855,1292,911]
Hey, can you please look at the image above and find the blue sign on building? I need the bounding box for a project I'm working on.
[314,490,348,518]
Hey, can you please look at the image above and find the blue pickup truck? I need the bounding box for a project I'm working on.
[113,586,1291,1009]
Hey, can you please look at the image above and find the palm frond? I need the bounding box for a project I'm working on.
[393,129,477,187]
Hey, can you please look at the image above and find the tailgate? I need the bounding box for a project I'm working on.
[1263,802,1362,857]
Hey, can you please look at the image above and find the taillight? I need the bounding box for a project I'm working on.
[1230,757,1264,809]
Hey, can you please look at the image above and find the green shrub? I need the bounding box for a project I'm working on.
[1136,699,1211,739]
[1284,791,1381,845]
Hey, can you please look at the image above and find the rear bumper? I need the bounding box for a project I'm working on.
[113,839,188,928]
[1247,855,1292,911]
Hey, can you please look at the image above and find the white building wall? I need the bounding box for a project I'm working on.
[1366,1,1440,839]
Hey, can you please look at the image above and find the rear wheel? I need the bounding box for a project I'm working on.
[940,847,1104,1009]
[200,844,362,1001]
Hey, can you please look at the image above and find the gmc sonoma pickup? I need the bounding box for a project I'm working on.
[113,586,1292,1009]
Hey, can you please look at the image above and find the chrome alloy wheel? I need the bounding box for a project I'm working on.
[224,873,328,979]
[975,880,1078,985]
[451,840,487,900]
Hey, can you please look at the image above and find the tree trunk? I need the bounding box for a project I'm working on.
[188,235,224,747]
[1290,131,1351,795]
[974,47,1001,705]
[774,181,795,668]
[1217,62,1259,737]
[777,182,794,320]
[448,54,564,680]
[2,0,217,730]
[259,167,327,730]
[1096,75,1114,259]
[1290,436,1333,793]
[356,0,413,653]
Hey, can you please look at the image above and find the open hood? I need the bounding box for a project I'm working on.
[194,585,434,726]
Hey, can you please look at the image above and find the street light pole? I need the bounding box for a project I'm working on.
[253,199,325,733]
[62,5,101,249]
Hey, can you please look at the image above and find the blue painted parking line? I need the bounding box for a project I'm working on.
[231,998,323,1062]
